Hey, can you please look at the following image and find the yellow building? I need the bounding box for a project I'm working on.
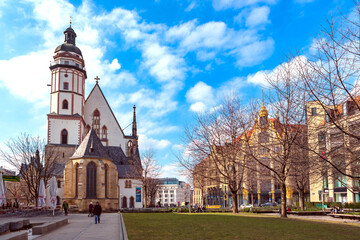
[306,100,360,203]
[193,104,309,207]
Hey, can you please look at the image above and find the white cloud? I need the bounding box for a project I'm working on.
[185,1,197,12]
[189,102,207,112]
[0,49,52,107]
[247,55,308,86]
[234,37,274,67]
[247,70,269,86]
[141,41,185,83]
[212,0,277,11]
[138,134,171,150]
[186,81,215,112]
[159,162,187,181]
[186,81,214,102]
[246,6,270,27]
[181,21,228,50]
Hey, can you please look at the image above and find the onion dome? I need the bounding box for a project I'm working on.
[54,25,82,56]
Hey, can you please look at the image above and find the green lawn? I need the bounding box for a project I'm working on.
[122,213,360,240]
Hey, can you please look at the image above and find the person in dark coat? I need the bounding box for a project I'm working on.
[93,202,102,224]
[88,202,94,217]
[62,201,69,216]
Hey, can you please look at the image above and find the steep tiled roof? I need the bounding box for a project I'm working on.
[106,146,127,165]
[117,165,141,178]
[71,128,111,160]
[52,163,65,177]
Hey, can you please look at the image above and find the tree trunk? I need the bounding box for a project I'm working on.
[299,190,305,211]
[280,182,287,218]
[143,186,147,208]
[251,193,254,207]
[231,191,238,214]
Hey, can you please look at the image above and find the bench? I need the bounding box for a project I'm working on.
[32,218,68,235]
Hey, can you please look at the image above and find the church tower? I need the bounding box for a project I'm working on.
[47,24,87,145]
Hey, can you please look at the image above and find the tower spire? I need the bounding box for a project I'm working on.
[132,105,137,137]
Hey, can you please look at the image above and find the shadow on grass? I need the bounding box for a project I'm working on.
[123,213,360,240]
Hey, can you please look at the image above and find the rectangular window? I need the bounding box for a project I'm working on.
[64,61,69,65]
[311,107,317,116]
[75,63,79,68]
[57,180,61,188]
[63,82,69,90]
[323,176,328,188]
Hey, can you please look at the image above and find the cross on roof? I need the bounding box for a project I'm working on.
[94,76,100,84]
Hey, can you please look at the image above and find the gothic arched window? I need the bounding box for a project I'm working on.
[92,110,100,136]
[129,196,135,208]
[122,196,127,208]
[102,126,107,139]
[62,99,68,109]
[61,129,68,144]
[86,162,97,198]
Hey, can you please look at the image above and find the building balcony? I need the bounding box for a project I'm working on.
[49,60,87,73]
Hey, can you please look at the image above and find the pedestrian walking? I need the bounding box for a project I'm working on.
[93,201,102,224]
[62,200,69,216]
[88,202,94,217]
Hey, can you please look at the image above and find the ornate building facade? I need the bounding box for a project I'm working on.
[193,104,309,207]
[307,100,360,203]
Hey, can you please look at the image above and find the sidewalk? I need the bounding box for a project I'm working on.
[34,213,121,240]
[263,213,360,225]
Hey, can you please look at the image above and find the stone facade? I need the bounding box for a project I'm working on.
[45,25,143,211]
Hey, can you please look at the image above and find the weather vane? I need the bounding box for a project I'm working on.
[70,16,72,26]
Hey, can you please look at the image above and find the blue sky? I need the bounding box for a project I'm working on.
[0,0,353,180]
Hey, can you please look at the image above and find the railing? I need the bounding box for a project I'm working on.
[50,61,86,71]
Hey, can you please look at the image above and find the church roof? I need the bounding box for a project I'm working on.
[71,128,112,160]
[105,146,127,165]
[117,165,142,178]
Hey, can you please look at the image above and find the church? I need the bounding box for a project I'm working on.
[45,25,143,211]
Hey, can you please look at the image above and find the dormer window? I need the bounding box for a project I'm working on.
[63,82,69,90]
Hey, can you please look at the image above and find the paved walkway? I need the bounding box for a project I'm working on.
[263,213,360,225]
[34,213,121,240]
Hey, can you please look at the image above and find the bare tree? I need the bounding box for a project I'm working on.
[140,149,161,208]
[241,57,309,218]
[180,95,251,213]
[297,1,360,181]
[0,133,58,207]
[193,161,208,207]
